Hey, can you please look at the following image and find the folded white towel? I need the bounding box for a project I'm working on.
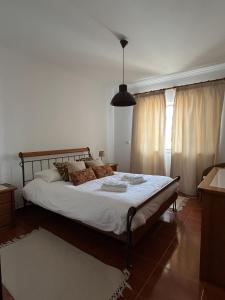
[101,179,127,192]
[129,178,146,185]
[102,179,127,188]
[121,174,145,184]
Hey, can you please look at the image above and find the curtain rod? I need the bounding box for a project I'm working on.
[133,77,225,97]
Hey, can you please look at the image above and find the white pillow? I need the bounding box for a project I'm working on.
[66,161,86,173]
[85,159,104,167]
[34,168,62,183]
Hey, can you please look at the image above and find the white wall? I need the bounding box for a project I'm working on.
[114,64,225,171]
[0,47,113,207]
[114,107,133,172]
[0,76,5,181]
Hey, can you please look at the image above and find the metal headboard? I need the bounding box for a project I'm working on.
[19,147,92,187]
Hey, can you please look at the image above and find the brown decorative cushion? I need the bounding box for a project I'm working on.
[67,161,86,182]
[70,167,97,186]
[92,165,114,179]
[53,162,69,181]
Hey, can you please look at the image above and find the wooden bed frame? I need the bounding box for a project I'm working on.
[19,147,180,268]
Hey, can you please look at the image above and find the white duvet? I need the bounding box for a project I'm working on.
[23,172,178,235]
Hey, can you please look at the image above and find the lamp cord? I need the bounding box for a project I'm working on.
[123,47,124,84]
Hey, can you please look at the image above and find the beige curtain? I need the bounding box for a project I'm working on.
[171,81,225,195]
[131,91,166,175]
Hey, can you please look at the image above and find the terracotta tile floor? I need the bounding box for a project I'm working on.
[1,198,225,300]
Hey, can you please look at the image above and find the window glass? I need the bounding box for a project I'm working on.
[165,89,176,150]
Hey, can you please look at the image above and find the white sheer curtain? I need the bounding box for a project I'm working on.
[171,81,225,195]
[131,91,166,175]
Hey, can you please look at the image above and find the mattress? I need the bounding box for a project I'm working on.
[23,172,178,235]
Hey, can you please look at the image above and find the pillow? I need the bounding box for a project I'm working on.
[70,167,97,186]
[53,162,69,181]
[34,168,62,183]
[67,161,86,174]
[85,159,104,167]
[67,161,86,181]
[92,165,114,179]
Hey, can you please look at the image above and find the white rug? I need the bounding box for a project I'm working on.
[0,229,130,300]
[170,195,189,212]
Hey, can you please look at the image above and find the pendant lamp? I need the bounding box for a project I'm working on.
[111,40,136,106]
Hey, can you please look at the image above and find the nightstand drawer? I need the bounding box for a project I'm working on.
[0,184,16,229]
[0,192,11,204]
[0,201,12,216]
[0,214,12,228]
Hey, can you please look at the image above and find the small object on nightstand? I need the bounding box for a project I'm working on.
[107,163,118,172]
[99,151,104,161]
[0,184,17,230]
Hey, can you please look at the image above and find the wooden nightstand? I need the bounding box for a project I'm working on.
[107,163,118,171]
[0,184,17,230]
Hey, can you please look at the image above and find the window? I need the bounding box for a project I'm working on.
[164,89,176,175]
[165,89,176,150]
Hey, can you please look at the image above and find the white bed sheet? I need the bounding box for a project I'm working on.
[23,172,178,235]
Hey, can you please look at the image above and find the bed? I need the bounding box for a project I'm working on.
[19,147,180,267]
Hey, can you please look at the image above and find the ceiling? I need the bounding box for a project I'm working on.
[1,0,225,83]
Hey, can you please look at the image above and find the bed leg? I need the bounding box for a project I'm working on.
[172,200,177,212]
[126,229,133,269]
[126,207,136,269]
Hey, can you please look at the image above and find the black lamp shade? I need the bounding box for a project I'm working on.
[111,84,136,107]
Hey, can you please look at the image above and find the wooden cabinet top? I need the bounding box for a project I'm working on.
[0,184,17,195]
[198,167,225,195]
